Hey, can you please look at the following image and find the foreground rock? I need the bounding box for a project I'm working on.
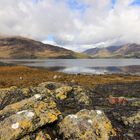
[0,86,34,110]
[0,81,140,140]
[59,109,117,140]
[32,82,92,115]
[0,94,60,140]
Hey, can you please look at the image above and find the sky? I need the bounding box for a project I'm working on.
[0,0,140,51]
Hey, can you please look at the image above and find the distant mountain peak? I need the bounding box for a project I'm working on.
[83,43,140,58]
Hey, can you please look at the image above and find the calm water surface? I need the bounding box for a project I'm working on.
[1,59,140,75]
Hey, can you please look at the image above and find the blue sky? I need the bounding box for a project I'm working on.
[131,0,140,6]
[67,0,140,11]
[67,0,140,10]
[33,0,88,13]
[111,0,116,8]
[67,0,88,13]
[47,35,54,42]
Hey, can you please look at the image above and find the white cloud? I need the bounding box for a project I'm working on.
[0,0,140,51]
[0,0,77,39]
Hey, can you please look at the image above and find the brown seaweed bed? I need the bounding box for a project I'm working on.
[0,65,140,88]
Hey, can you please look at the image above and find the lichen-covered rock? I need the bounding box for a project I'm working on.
[32,82,92,116]
[73,86,91,106]
[0,94,61,140]
[32,82,73,101]
[0,86,34,110]
[59,109,117,140]
[35,82,91,106]
[0,86,18,108]
[55,86,72,100]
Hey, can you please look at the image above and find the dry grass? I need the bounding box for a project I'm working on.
[0,66,140,88]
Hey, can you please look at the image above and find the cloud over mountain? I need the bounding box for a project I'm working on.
[0,0,140,51]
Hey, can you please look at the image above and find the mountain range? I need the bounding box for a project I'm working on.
[0,36,139,59]
[0,36,88,59]
[83,44,140,58]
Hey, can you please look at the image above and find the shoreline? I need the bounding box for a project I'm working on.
[0,65,140,88]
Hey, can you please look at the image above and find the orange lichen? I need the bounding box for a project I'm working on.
[47,112,58,123]
[20,119,32,130]
[56,92,67,100]
[104,121,116,137]
[55,86,72,100]
[104,121,112,130]
[34,101,48,116]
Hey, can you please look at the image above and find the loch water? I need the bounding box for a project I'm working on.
[1,59,140,75]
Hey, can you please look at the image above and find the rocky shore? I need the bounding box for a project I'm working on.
[0,81,140,140]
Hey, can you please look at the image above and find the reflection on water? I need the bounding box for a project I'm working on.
[46,66,140,75]
[57,67,108,74]
[0,59,140,75]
